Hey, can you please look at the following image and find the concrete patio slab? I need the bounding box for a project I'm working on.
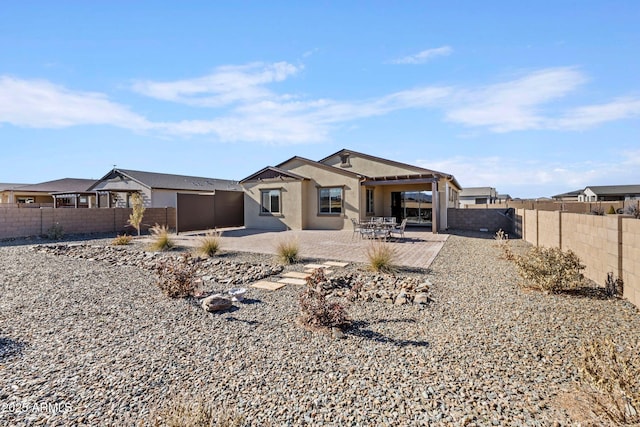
[251,281,286,291]
[282,272,311,279]
[277,278,307,286]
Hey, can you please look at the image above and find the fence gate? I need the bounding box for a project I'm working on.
[176,191,244,233]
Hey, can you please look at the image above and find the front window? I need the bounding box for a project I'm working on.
[261,189,281,214]
[319,187,343,214]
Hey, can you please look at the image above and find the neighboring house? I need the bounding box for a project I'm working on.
[578,185,640,202]
[87,168,242,208]
[240,148,461,233]
[459,187,498,205]
[552,189,583,201]
[0,183,30,203]
[1,178,98,207]
[496,193,512,203]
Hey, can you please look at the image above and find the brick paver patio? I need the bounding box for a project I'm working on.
[173,227,448,269]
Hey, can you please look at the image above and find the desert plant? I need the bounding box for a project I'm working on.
[624,202,640,219]
[365,242,397,274]
[607,205,617,215]
[128,192,146,236]
[46,223,64,240]
[494,228,515,260]
[575,338,640,425]
[591,206,605,216]
[154,253,198,298]
[148,223,175,252]
[197,231,221,257]
[514,246,585,293]
[298,269,350,331]
[150,395,245,427]
[276,238,299,264]
[112,234,133,246]
[604,272,624,298]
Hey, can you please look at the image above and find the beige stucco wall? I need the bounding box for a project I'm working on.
[622,218,640,308]
[322,152,423,177]
[242,180,303,230]
[537,211,561,248]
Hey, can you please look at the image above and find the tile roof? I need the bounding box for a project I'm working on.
[94,169,241,192]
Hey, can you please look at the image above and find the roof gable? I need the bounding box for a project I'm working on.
[89,169,240,192]
[240,166,308,183]
[276,156,365,179]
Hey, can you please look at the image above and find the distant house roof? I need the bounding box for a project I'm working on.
[459,187,497,197]
[88,169,241,192]
[552,189,583,199]
[0,183,30,191]
[585,185,640,196]
[12,178,97,193]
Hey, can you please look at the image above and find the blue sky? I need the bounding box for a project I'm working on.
[1,1,638,198]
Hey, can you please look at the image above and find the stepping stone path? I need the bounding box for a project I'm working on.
[250,261,349,291]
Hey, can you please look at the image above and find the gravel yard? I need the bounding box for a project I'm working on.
[1,232,639,426]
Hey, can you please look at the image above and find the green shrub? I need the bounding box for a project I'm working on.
[112,234,133,246]
[514,246,584,293]
[46,223,64,240]
[150,395,245,427]
[607,205,617,215]
[148,223,175,252]
[365,242,397,274]
[276,238,299,264]
[298,269,350,331]
[197,231,221,257]
[154,253,198,298]
[575,338,640,425]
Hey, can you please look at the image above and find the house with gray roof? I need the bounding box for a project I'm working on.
[88,168,241,208]
[1,178,97,207]
[578,185,640,202]
[459,187,498,205]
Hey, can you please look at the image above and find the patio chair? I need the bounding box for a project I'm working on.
[350,218,363,239]
[389,218,407,240]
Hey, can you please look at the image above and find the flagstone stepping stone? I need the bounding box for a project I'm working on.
[323,261,349,267]
[304,263,326,269]
[282,271,311,279]
[251,281,286,291]
[305,269,333,275]
[277,278,307,286]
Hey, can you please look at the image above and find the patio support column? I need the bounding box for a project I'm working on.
[432,180,440,234]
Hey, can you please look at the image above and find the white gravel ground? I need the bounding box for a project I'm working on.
[0,232,639,426]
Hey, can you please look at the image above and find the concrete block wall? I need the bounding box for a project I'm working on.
[0,207,176,239]
[516,208,639,310]
[447,208,514,234]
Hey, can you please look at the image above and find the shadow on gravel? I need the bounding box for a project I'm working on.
[0,337,26,359]
[558,287,615,301]
[347,320,429,348]
[223,316,260,326]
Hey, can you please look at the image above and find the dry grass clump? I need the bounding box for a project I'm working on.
[276,238,299,264]
[154,253,198,298]
[197,231,221,257]
[149,395,245,427]
[513,246,584,293]
[495,229,515,260]
[111,234,133,246]
[563,339,640,425]
[298,269,350,332]
[148,223,175,252]
[46,223,64,240]
[365,242,397,274]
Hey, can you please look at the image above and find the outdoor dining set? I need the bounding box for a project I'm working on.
[351,217,408,240]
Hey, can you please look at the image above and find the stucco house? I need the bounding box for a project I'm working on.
[240,148,461,233]
[1,178,98,207]
[87,168,242,208]
[459,187,498,205]
[578,185,640,202]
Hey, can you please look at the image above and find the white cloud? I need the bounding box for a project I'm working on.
[552,97,640,130]
[444,67,588,132]
[0,76,151,130]
[131,62,301,107]
[391,46,453,64]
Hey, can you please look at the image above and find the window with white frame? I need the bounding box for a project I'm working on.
[261,189,281,214]
[318,187,343,214]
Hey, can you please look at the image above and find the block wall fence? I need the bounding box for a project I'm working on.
[517,209,640,310]
[0,207,176,240]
